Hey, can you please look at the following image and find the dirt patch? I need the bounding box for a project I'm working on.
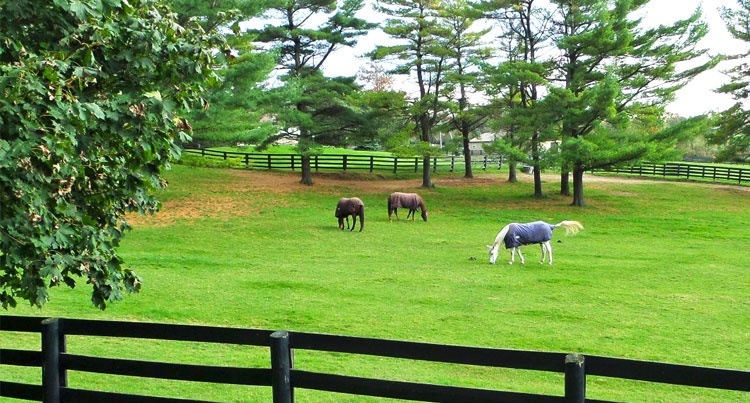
[126,169,747,227]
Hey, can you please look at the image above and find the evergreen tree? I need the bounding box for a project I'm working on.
[251,0,373,185]
[481,0,554,195]
[172,0,276,147]
[438,0,491,179]
[548,0,719,206]
[710,0,750,163]
[371,0,447,188]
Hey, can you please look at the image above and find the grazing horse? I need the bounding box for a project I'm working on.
[335,197,365,232]
[487,220,583,265]
[388,192,428,222]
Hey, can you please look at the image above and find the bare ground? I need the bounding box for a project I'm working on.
[127,169,747,227]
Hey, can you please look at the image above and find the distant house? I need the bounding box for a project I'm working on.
[468,132,501,155]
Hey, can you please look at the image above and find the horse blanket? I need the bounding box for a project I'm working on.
[388,192,422,209]
[335,197,364,218]
[503,221,554,248]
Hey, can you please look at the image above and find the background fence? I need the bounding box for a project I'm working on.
[594,162,749,185]
[182,148,749,185]
[1,316,748,402]
[182,148,503,173]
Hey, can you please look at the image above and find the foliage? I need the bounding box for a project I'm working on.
[170,0,277,147]
[372,0,451,188]
[437,0,491,179]
[0,0,223,309]
[479,0,556,191]
[250,0,375,185]
[710,0,750,163]
[542,0,719,206]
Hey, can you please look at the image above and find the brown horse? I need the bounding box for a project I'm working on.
[335,197,365,231]
[388,192,427,222]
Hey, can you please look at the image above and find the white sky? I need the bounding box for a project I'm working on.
[323,0,748,118]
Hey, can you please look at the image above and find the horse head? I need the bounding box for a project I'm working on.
[487,244,500,264]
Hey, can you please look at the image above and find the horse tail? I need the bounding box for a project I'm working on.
[554,220,583,235]
[359,204,364,231]
[492,224,511,248]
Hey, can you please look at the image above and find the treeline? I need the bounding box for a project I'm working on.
[175,1,749,205]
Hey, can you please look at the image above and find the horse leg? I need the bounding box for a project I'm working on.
[546,241,553,265]
[509,248,515,265]
[406,208,413,220]
[539,243,546,264]
[350,215,356,231]
[517,248,525,265]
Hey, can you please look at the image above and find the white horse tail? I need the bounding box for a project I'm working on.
[554,220,583,235]
[492,224,511,247]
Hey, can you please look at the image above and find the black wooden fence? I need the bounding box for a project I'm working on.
[594,162,749,184]
[183,148,749,185]
[182,148,503,173]
[1,316,748,402]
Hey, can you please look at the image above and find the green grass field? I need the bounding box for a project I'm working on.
[2,165,748,402]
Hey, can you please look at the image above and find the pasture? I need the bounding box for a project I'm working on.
[2,165,749,402]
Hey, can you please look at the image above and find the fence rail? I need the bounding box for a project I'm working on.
[595,162,749,184]
[183,148,749,185]
[182,148,503,173]
[1,316,748,402]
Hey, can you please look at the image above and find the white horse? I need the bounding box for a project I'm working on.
[487,220,583,265]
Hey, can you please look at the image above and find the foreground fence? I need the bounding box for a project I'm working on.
[594,162,749,184]
[182,148,503,173]
[1,316,748,402]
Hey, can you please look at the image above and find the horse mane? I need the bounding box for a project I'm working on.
[492,224,511,247]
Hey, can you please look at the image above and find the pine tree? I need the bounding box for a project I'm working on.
[710,0,750,163]
[547,0,718,206]
[252,0,373,185]
[371,0,446,188]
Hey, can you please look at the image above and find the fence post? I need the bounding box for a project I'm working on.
[41,318,63,403]
[564,353,585,403]
[370,156,374,173]
[393,157,398,174]
[483,155,487,171]
[271,331,293,403]
[343,155,348,172]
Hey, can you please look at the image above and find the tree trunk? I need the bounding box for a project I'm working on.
[300,155,313,186]
[560,170,570,196]
[508,162,518,183]
[463,136,473,179]
[421,155,433,188]
[571,163,586,206]
[532,138,543,198]
[533,164,543,198]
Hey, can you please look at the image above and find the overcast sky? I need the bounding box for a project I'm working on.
[323,0,748,117]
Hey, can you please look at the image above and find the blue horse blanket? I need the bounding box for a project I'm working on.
[503,222,555,248]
